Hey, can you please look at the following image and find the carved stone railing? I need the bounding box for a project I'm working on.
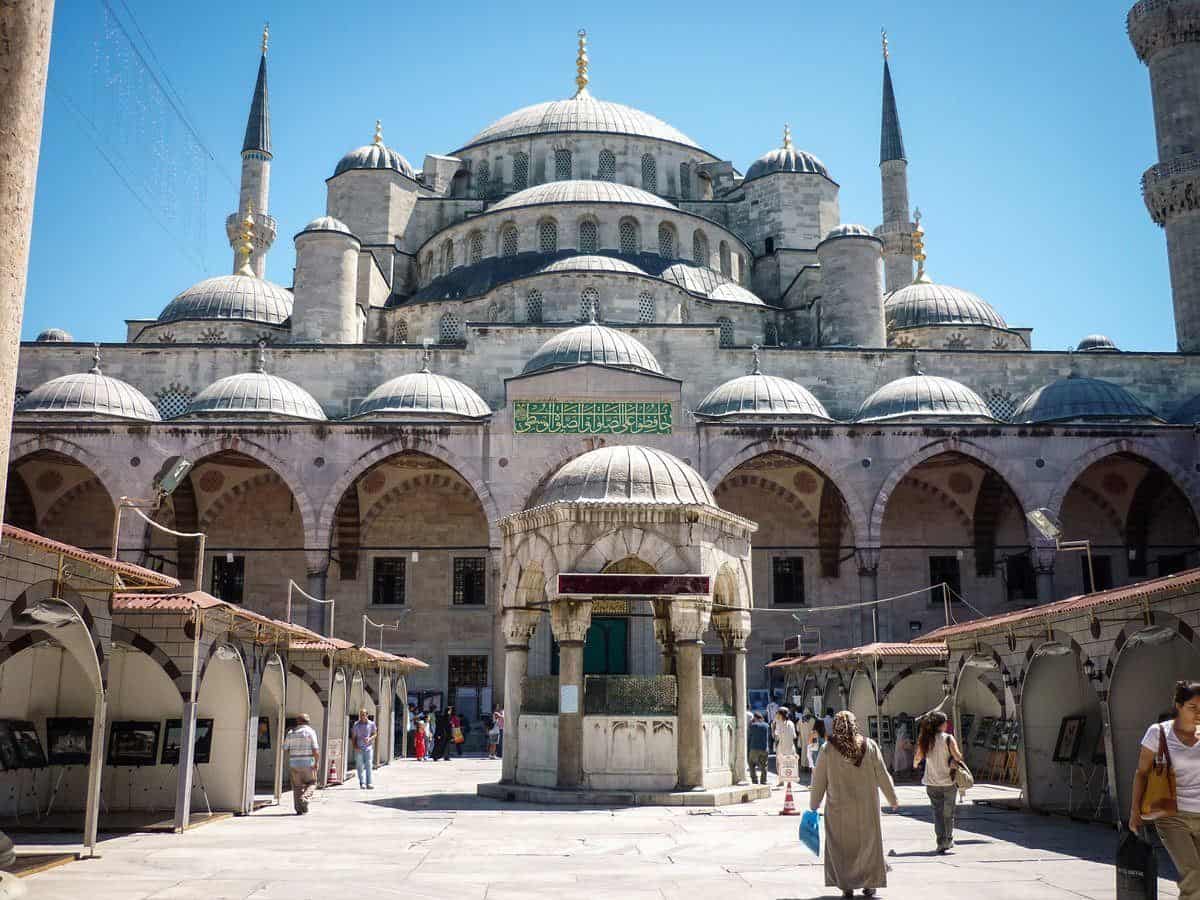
[1142,155,1200,224]
[1128,0,1200,62]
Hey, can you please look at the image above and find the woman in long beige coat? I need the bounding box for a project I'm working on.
[809,711,899,897]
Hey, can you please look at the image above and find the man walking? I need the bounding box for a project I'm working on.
[748,712,770,785]
[283,713,320,814]
[351,709,377,789]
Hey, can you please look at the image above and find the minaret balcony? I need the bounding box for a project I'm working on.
[1141,155,1200,226]
[225,211,278,248]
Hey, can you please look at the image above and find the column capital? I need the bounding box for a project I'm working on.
[713,608,752,650]
[1033,543,1057,574]
[670,599,712,643]
[550,599,592,644]
[502,608,540,648]
[856,547,880,575]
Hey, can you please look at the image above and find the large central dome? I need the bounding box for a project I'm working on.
[460,95,703,153]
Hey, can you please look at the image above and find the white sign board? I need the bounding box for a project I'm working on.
[560,685,579,715]
[777,755,800,782]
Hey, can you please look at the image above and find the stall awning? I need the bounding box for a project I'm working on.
[917,567,1200,644]
[770,642,948,670]
[4,524,179,589]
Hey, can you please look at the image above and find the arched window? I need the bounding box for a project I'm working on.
[439,312,461,343]
[738,254,748,285]
[441,239,455,275]
[468,230,484,265]
[719,241,731,277]
[597,149,616,181]
[578,219,598,254]
[764,321,778,346]
[679,162,691,200]
[475,160,491,199]
[692,230,709,266]
[526,289,543,323]
[539,219,558,253]
[501,225,519,257]
[619,219,640,255]
[637,291,655,323]
[658,222,676,258]
[555,149,572,181]
[580,287,600,322]
[392,317,409,343]
[718,317,734,347]
[512,152,529,191]
[641,154,657,192]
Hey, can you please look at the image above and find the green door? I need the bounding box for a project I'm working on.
[583,617,628,675]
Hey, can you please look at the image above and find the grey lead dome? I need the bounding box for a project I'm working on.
[885,282,1007,330]
[490,180,676,213]
[333,142,416,179]
[35,328,73,342]
[744,146,830,183]
[856,374,994,423]
[354,370,491,419]
[696,373,831,421]
[158,274,294,327]
[524,322,662,376]
[299,215,354,237]
[535,445,714,507]
[19,370,160,421]
[187,371,326,420]
[1011,375,1157,424]
[1076,334,1119,352]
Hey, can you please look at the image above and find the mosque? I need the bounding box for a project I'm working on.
[10,10,1200,724]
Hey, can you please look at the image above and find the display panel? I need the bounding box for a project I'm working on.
[46,717,92,765]
[108,721,161,766]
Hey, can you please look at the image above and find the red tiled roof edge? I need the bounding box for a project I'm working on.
[5,524,180,589]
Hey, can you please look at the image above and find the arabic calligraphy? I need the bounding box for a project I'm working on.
[513,400,672,435]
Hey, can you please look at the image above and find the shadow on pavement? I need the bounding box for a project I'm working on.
[365,792,557,812]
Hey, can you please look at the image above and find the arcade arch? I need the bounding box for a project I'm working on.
[5,450,115,553]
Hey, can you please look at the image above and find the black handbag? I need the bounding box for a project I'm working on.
[1117,829,1158,899]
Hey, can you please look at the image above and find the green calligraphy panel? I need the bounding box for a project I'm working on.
[513,400,672,435]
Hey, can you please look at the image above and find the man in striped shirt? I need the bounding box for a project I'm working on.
[283,713,320,814]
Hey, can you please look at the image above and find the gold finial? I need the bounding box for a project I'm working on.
[910,351,923,376]
[262,22,269,55]
[236,204,256,276]
[90,343,102,375]
[751,344,762,375]
[911,206,930,284]
[255,339,267,373]
[574,29,590,98]
[882,27,889,60]
[782,123,793,150]
[374,119,384,146]
[420,345,432,373]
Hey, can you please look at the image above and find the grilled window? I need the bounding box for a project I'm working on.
[453,557,487,605]
[501,225,519,257]
[718,317,733,347]
[579,219,598,254]
[211,556,245,605]
[692,230,709,266]
[475,160,491,198]
[771,556,805,606]
[641,154,657,192]
[637,291,655,323]
[372,557,407,606]
[658,223,676,258]
[539,219,558,254]
[512,152,529,191]
[439,312,461,343]
[555,148,572,181]
[597,149,616,181]
[580,287,600,322]
[526,289,543,323]
[929,556,963,604]
[468,231,484,265]
[619,219,639,254]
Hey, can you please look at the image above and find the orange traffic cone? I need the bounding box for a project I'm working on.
[780,781,800,816]
[328,760,338,784]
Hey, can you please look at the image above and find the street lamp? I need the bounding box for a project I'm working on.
[1026,507,1096,594]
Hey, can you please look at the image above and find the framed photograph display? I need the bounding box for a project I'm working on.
[0,721,22,770]
[959,714,975,747]
[975,717,995,748]
[1052,715,1086,763]
[257,717,271,750]
[987,719,1004,751]
[1008,720,1023,751]
[8,721,46,768]
[108,721,161,766]
[46,717,92,765]
[160,718,214,765]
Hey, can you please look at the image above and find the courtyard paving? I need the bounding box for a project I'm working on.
[21,758,1171,899]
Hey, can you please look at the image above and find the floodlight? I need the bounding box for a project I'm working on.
[1026,508,1062,542]
[153,456,193,497]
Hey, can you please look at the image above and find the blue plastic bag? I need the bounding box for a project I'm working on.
[799,809,820,856]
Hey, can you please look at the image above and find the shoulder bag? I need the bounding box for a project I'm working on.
[1140,723,1178,821]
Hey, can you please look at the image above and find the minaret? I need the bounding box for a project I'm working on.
[1128,2,1200,352]
[226,24,276,278]
[875,29,914,293]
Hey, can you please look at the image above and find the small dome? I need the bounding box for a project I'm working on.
[707,282,766,305]
[187,370,325,420]
[744,142,830,184]
[821,224,875,241]
[856,374,994,423]
[524,322,662,376]
[536,445,714,507]
[1011,375,1157,424]
[35,328,73,343]
[158,275,293,327]
[538,255,648,276]
[696,372,831,421]
[490,180,675,213]
[658,263,765,305]
[1077,334,1119,352]
[19,355,159,422]
[885,281,1007,330]
[299,215,355,238]
[462,95,703,152]
[354,369,491,419]
[333,141,415,179]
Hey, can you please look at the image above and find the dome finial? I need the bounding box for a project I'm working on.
[750,343,762,375]
[235,203,256,276]
[420,343,432,374]
[90,342,102,375]
[254,338,267,373]
[261,22,269,55]
[911,206,931,284]
[881,27,889,60]
[374,119,384,146]
[910,350,923,376]
[574,29,590,98]
[782,123,793,150]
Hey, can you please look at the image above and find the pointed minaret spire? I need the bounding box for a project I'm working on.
[880,30,905,165]
[243,24,271,156]
[227,24,276,278]
[574,29,590,98]
[876,27,914,293]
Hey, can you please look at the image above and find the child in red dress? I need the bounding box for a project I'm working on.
[414,717,428,761]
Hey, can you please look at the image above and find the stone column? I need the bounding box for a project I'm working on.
[500,609,539,784]
[671,600,712,791]
[1034,545,1056,604]
[715,609,752,785]
[856,548,882,643]
[551,600,591,789]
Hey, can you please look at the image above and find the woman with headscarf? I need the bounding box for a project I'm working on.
[809,711,899,898]
[433,706,452,761]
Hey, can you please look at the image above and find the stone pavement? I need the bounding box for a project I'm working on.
[22,759,1174,899]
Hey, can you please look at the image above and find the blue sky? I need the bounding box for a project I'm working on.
[27,1,1166,350]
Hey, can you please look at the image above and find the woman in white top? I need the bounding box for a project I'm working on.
[1131,681,1200,899]
[773,708,798,777]
[913,711,965,853]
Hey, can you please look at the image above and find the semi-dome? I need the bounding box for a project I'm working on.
[19,351,159,421]
[538,255,648,276]
[885,281,1007,330]
[744,134,830,184]
[490,180,676,213]
[1011,375,1157,424]
[536,445,714,507]
[35,328,73,342]
[658,263,764,305]
[462,94,703,152]
[1077,334,1119,352]
[333,126,416,179]
[299,215,354,237]
[707,282,765,305]
[187,352,325,420]
[353,368,491,419]
[157,274,293,327]
[696,368,831,421]
[856,373,994,423]
[523,322,662,376]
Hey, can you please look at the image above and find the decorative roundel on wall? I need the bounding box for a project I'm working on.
[198,469,225,493]
[1035,458,1045,469]
[314,457,325,468]
[793,471,819,494]
[948,472,973,495]
[1102,472,1129,495]
[130,456,141,468]
[498,458,509,468]
[364,470,387,494]
[34,470,63,493]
